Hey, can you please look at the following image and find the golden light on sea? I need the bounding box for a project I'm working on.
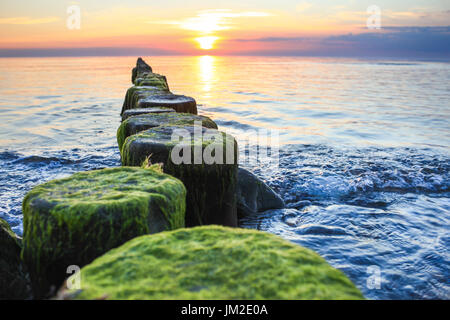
[198,55,215,93]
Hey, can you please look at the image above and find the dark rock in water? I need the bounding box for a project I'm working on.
[117,112,218,151]
[236,168,285,217]
[137,94,197,115]
[21,167,186,298]
[132,57,152,84]
[121,107,175,121]
[0,218,33,300]
[121,125,238,227]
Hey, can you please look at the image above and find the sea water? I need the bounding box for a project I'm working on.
[0,56,448,299]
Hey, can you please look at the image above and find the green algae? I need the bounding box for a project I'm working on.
[21,167,186,297]
[121,107,175,121]
[121,125,238,226]
[121,125,236,166]
[0,218,33,299]
[59,226,364,300]
[0,218,19,242]
[134,74,170,89]
[117,113,218,152]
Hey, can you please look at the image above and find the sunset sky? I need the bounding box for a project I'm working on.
[0,0,449,58]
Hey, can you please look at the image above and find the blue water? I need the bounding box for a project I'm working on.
[0,56,449,299]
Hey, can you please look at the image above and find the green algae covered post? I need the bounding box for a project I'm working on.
[0,218,32,299]
[121,107,175,121]
[57,226,364,300]
[117,112,218,152]
[21,167,186,298]
[121,125,238,227]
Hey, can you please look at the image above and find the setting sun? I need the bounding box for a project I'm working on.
[195,36,219,50]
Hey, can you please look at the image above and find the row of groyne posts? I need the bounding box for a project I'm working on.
[0,58,363,300]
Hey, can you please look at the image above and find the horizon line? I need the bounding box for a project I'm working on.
[0,48,449,62]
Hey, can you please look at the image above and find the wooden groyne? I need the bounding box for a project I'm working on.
[119,58,239,227]
[0,58,363,300]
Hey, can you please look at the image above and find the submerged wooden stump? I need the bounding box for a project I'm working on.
[22,167,186,298]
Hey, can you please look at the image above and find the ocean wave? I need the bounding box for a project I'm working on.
[249,145,450,207]
[214,119,256,130]
[12,155,74,164]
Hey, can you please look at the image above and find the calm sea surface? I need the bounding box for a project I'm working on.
[0,56,449,299]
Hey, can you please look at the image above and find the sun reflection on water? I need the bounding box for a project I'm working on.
[198,55,215,94]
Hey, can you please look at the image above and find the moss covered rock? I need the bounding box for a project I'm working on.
[122,125,238,227]
[0,218,33,300]
[22,167,186,298]
[117,113,218,152]
[121,107,175,121]
[57,226,364,300]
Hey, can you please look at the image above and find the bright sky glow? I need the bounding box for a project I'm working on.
[0,1,448,57]
[195,36,220,50]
